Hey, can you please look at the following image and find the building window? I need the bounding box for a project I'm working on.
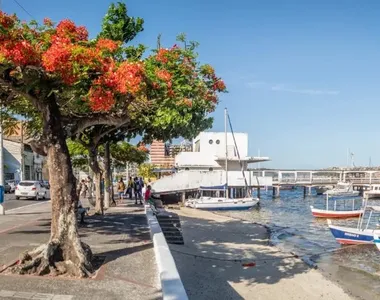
[185,168,189,171]
[216,140,220,145]
[209,139,213,144]
[209,167,213,171]
[24,165,31,180]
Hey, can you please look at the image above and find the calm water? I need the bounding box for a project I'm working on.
[217,187,380,275]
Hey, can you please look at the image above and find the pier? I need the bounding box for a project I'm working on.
[251,169,380,197]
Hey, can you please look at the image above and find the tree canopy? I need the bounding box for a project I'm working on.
[0,2,226,278]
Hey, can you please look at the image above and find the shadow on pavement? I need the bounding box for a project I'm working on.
[170,213,311,300]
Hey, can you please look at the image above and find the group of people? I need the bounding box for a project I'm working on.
[117,176,151,205]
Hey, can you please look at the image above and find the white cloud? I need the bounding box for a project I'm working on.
[246,81,340,96]
[246,81,267,88]
[271,84,340,95]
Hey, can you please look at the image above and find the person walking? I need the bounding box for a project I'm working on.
[77,179,88,199]
[145,185,152,203]
[134,177,143,205]
[117,178,126,200]
[126,176,133,199]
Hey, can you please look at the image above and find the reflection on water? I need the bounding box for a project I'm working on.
[217,188,380,275]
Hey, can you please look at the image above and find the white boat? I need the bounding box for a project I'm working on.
[310,195,363,218]
[184,108,259,211]
[327,199,380,245]
[185,185,259,210]
[315,185,333,195]
[324,182,359,197]
[364,184,380,199]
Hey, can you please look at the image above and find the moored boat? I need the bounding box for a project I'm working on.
[310,206,363,218]
[374,233,380,251]
[310,194,363,219]
[327,202,380,245]
[364,184,380,199]
[315,185,333,195]
[324,182,359,197]
[327,220,374,245]
[185,108,259,211]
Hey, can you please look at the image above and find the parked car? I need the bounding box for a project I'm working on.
[41,180,50,189]
[15,181,48,200]
[6,180,15,193]
[4,182,11,194]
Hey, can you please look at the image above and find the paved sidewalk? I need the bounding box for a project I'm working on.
[0,200,161,300]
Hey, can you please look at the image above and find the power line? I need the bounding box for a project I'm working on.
[12,0,36,20]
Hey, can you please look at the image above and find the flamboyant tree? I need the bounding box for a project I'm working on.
[0,3,226,277]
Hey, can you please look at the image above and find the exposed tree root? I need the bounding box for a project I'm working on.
[8,240,93,278]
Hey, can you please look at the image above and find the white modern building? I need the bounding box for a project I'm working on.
[152,131,272,193]
[175,132,269,171]
[3,138,46,181]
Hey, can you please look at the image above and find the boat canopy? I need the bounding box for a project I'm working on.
[199,184,227,191]
[367,206,380,212]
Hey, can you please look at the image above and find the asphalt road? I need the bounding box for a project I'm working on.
[2,193,50,211]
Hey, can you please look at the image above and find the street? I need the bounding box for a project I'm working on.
[2,193,50,211]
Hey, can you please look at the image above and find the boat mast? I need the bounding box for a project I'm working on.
[225,107,228,199]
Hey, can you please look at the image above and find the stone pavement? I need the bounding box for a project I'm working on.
[0,200,161,300]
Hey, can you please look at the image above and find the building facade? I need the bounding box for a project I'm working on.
[150,140,175,167]
[175,132,269,171]
[3,138,37,181]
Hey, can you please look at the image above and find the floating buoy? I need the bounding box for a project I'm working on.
[242,262,256,267]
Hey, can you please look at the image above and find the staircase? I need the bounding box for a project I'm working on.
[156,212,184,245]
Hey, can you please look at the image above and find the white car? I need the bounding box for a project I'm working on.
[6,180,16,193]
[15,181,48,200]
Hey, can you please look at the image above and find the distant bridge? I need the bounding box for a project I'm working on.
[250,169,380,197]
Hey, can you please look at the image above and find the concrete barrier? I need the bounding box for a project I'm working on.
[145,205,188,300]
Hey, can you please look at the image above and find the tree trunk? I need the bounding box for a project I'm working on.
[10,97,93,277]
[104,141,110,209]
[89,150,103,215]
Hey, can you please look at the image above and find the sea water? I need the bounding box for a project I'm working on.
[217,188,380,276]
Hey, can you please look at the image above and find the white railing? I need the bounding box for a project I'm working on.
[273,177,380,185]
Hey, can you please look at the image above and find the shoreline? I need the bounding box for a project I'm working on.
[213,210,380,300]
[170,207,355,300]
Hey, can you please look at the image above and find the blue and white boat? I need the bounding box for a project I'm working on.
[374,233,380,251]
[185,184,259,210]
[327,202,380,245]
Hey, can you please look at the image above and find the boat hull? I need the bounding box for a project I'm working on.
[374,234,380,251]
[186,197,259,210]
[328,223,374,245]
[310,206,363,218]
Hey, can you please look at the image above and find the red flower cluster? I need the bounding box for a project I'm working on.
[0,11,16,29]
[137,144,149,153]
[1,40,40,66]
[183,98,193,107]
[115,62,144,94]
[89,86,115,111]
[56,19,88,41]
[43,17,53,27]
[213,80,226,92]
[96,39,119,52]
[156,69,172,82]
[155,48,169,63]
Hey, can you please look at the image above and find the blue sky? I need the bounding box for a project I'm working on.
[3,0,380,169]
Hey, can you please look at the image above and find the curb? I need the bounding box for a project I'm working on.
[145,205,188,300]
